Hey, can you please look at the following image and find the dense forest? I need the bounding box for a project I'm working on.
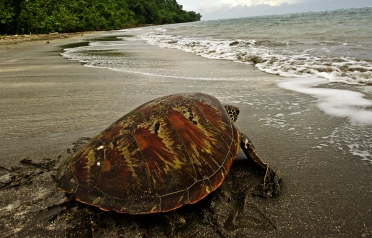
[0,0,202,35]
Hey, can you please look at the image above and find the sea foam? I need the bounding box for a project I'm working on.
[139,29,372,85]
[277,78,372,125]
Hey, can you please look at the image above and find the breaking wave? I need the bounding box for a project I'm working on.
[139,29,372,85]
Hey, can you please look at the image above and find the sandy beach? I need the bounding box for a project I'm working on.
[0,33,372,237]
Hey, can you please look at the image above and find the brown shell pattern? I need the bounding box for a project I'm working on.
[57,93,240,214]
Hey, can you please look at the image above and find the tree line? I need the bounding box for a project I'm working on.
[0,0,202,35]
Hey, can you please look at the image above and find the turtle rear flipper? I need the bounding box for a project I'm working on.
[240,133,282,198]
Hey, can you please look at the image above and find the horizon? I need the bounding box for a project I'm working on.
[198,5,372,21]
[176,0,372,21]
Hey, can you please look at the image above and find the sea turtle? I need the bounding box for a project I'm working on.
[56,93,281,214]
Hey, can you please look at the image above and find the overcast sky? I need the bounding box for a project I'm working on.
[177,0,372,20]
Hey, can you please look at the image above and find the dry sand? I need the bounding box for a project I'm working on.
[0,33,371,237]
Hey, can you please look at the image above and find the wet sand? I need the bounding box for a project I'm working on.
[0,33,372,237]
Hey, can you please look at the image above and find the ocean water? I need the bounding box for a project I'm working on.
[138,7,372,85]
[61,7,372,163]
[63,7,372,85]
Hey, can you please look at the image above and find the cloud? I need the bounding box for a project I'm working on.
[215,0,300,7]
[179,0,294,10]
[178,0,372,20]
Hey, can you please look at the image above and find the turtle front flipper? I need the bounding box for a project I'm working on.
[240,133,282,198]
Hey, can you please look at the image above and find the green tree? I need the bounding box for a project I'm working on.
[0,0,201,35]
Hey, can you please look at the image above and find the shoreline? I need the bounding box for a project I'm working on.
[0,32,96,51]
[1,32,372,237]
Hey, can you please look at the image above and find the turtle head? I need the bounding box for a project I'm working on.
[224,105,240,122]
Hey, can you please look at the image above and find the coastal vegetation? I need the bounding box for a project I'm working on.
[0,0,202,35]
